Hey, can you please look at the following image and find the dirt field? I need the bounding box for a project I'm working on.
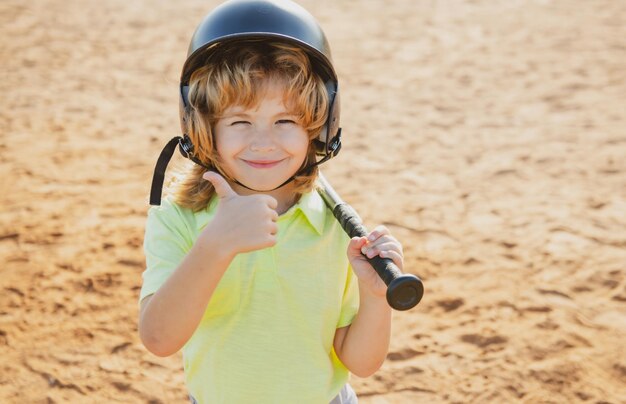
[1,0,625,402]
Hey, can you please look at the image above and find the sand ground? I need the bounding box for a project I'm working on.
[1,0,625,402]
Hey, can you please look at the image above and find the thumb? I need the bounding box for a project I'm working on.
[203,171,237,199]
[347,236,368,260]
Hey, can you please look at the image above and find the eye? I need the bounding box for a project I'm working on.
[276,119,296,125]
[231,120,250,126]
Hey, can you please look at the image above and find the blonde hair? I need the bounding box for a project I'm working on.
[168,41,329,212]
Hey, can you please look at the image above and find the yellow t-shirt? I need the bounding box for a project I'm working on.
[140,190,360,403]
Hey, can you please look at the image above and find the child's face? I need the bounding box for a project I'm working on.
[214,79,309,193]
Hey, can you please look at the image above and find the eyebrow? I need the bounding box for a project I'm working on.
[221,111,251,119]
[221,110,297,119]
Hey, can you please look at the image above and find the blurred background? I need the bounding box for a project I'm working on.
[1,0,625,402]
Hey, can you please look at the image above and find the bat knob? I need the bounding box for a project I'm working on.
[386,274,424,310]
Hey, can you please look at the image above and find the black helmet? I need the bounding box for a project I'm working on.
[150,0,342,205]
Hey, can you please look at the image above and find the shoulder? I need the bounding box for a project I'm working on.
[147,196,191,224]
[145,196,202,243]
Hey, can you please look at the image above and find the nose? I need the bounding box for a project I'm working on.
[249,127,276,152]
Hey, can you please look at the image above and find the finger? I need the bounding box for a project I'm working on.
[203,171,237,199]
[366,225,390,242]
[264,195,278,210]
[366,234,400,246]
[361,240,403,259]
[361,234,402,253]
[252,195,278,210]
[270,209,279,222]
[379,249,403,269]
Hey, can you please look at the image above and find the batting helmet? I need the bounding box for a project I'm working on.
[150,0,342,205]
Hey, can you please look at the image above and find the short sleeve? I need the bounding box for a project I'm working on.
[336,263,360,328]
[139,198,194,305]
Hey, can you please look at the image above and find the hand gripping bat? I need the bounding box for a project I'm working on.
[317,173,424,310]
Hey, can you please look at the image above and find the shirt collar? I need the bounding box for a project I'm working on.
[196,189,326,235]
[280,189,326,235]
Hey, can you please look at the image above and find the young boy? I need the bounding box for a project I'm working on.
[139,1,403,402]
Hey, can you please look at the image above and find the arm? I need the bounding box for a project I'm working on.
[333,287,391,377]
[333,226,401,377]
[139,172,278,357]
[139,226,235,357]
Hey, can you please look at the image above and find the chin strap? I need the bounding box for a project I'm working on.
[150,135,216,205]
[149,130,342,205]
[149,136,182,206]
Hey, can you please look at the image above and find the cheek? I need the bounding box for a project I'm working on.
[214,136,227,157]
[282,130,310,156]
[215,132,245,157]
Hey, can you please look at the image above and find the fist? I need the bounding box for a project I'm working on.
[347,225,404,298]
[202,172,279,255]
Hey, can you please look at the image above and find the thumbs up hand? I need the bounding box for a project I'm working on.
[201,172,279,256]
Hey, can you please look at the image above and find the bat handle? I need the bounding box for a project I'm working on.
[334,204,424,310]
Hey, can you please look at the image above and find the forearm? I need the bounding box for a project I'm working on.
[139,228,234,356]
[337,284,392,377]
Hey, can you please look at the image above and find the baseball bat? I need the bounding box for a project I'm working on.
[317,172,424,310]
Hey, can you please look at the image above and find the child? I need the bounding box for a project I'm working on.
[139,1,404,402]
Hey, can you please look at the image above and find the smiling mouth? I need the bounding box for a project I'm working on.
[242,159,285,169]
